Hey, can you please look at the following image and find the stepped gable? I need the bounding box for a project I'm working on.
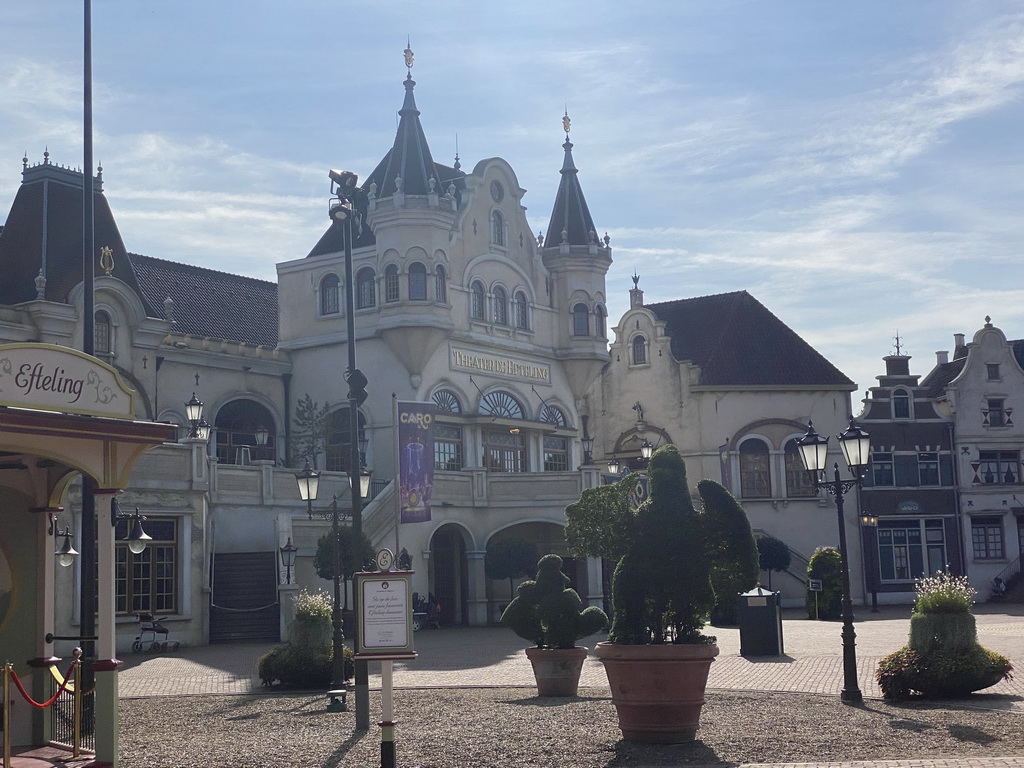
[647,290,855,388]
[0,158,158,315]
[132,254,278,348]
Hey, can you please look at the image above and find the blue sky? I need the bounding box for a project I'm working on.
[2,2,1023,402]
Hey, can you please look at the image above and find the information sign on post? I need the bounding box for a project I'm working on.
[355,570,416,660]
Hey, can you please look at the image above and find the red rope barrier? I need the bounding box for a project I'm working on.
[9,661,76,709]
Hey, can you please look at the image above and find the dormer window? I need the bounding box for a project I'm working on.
[987,364,1001,380]
[94,310,112,354]
[892,389,911,419]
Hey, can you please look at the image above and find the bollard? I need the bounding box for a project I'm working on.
[379,660,395,768]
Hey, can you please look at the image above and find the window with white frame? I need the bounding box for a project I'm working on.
[514,291,529,330]
[356,267,376,309]
[976,451,1020,484]
[95,310,112,354]
[543,436,569,471]
[409,262,427,300]
[435,266,447,303]
[892,389,911,419]
[877,519,946,582]
[572,303,589,336]
[739,438,771,498]
[493,286,508,325]
[972,516,1004,560]
[484,430,526,472]
[872,452,894,486]
[384,264,399,303]
[918,452,939,485]
[115,517,178,615]
[470,280,486,320]
[784,438,817,497]
[434,424,463,471]
[320,275,340,315]
[631,335,647,365]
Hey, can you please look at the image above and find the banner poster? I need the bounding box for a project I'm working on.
[719,443,732,492]
[397,401,436,523]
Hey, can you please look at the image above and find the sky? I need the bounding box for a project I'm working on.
[2,2,1023,405]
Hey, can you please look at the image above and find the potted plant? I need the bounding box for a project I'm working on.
[566,444,758,742]
[500,553,607,696]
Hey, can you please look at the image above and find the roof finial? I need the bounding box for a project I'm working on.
[454,133,460,171]
[404,38,414,76]
[985,315,993,328]
[631,271,640,289]
[562,108,571,139]
[892,330,903,356]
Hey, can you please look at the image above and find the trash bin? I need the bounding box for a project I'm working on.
[737,585,784,656]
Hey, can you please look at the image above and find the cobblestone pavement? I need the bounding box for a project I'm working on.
[118,604,1024,709]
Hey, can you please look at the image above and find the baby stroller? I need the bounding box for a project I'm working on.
[131,612,179,652]
[411,592,441,631]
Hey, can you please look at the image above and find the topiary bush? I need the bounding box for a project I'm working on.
[876,570,1013,700]
[501,553,607,649]
[257,589,354,688]
[805,546,843,620]
[757,535,792,590]
[702,480,760,626]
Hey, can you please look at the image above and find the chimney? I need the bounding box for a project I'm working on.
[954,333,965,348]
[936,350,949,366]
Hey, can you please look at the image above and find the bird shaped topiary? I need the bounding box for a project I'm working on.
[501,553,607,649]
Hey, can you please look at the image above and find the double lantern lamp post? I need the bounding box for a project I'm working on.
[796,417,871,705]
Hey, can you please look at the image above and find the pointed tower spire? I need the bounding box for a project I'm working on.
[543,111,599,248]
[364,42,439,198]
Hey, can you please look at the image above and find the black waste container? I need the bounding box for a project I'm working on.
[737,585,784,656]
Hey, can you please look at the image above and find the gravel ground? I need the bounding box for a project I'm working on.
[118,687,1024,768]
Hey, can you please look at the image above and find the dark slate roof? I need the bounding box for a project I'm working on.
[543,138,599,248]
[132,254,278,348]
[307,74,465,257]
[646,291,855,388]
[0,160,157,315]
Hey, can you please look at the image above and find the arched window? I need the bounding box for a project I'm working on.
[491,210,506,247]
[320,274,340,315]
[214,399,276,465]
[493,286,508,325]
[384,264,399,303]
[431,389,462,413]
[514,291,529,330]
[409,262,427,300]
[356,267,376,309]
[631,335,647,365]
[739,438,771,498]
[94,310,112,354]
[540,405,568,427]
[572,303,589,336]
[480,391,524,419]
[595,305,606,339]
[326,409,367,473]
[785,438,817,497]
[435,265,447,303]
[893,389,911,419]
[470,280,486,320]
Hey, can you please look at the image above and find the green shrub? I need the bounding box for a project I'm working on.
[290,590,332,650]
[701,480,760,626]
[805,547,843,620]
[877,646,1012,700]
[908,612,977,653]
[501,553,607,649]
[258,644,354,688]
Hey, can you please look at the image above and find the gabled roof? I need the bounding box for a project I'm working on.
[920,338,1024,398]
[543,137,599,248]
[132,254,278,348]
[646,290,855,388]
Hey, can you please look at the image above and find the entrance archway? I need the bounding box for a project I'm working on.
[485,522,579,621]
[428,524,470,626]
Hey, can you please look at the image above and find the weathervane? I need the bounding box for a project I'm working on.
[892,331,906,356]
[631,271,640,289]
[562,109,571,138]
[404,38,414,72]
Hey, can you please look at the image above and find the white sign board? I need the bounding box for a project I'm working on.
[357,572,415,657]
[0,343,136,419]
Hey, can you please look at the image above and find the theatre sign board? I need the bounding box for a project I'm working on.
[0,343,136,419]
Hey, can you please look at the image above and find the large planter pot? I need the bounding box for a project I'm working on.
[595,641,719,743]
[525,646,589,697]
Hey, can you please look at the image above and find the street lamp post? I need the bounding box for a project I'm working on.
[295,460,348,705]
[797,418,870,705]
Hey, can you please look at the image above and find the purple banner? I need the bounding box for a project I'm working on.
[398,401,436,523]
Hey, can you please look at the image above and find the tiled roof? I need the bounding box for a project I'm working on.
[920,339,1024,398]
[646,291,855,388]
[543,138,599,248]
[131,254,278,348]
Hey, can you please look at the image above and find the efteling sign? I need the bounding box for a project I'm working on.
[0,343,136,419]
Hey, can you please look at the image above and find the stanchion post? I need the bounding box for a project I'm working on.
[380,660,395,768]
[72,648,82,759]
[3,663,11,768]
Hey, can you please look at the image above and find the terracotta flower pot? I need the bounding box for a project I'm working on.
[595,641,719,743]
[525,646,589,696]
